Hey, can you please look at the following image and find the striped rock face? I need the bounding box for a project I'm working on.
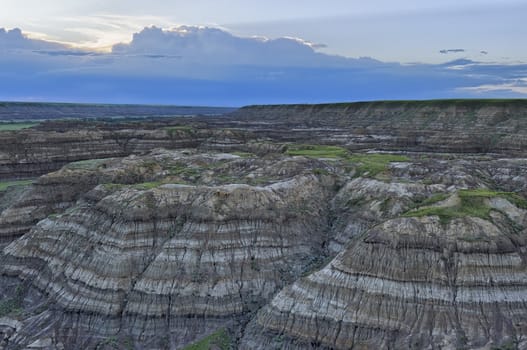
[242,206,527,349]
[1,144,527,349]
[1,172,336,348]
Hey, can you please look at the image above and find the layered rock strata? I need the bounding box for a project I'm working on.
[0,151,337,348]
[0,155,164,248]
[227,100,527,154]
[0,126,254,180]
[242,193,527,349]
[1,103,527,349]
[3,100,527,180]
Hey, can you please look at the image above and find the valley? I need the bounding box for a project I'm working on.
[0,100,527,349]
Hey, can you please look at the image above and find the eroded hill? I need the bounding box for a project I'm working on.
[1,100,527,350]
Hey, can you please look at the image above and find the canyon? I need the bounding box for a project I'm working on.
[0,100,527,349]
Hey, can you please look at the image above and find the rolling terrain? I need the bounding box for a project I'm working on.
[1,100,527,349]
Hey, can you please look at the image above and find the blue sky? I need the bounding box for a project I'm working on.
[0,1,526,105]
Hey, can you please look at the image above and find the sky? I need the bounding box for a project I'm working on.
[0,1,526,105]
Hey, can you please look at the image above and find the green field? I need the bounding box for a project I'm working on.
[348,153,410,177]
[0,123,38,131]
[404,189,527,225]
[0,179,34,191]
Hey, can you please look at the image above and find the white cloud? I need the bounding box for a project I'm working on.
[110,26,344,67]
[459,81,527,95]
[0,28,63,51]
[21,15,176,51]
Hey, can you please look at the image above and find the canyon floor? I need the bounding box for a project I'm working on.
[1,100,527,349]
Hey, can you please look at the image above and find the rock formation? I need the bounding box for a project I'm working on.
[1,100,527,349]
[243,193,527,349]
[2,100,527,180]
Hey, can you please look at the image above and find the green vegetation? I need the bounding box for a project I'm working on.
[348,153,410,177]
[286,144,349,158]
[403,204,489,226]
[0,179,33,191]
[422,193,450,204]
[313,168,331,176]
[216,174,239,183]
[417,193,450,207]
[165,125,196,137]
[403,189,527,225]
[181,329,231,350]
[0,298,23,317]
[0,285,26,317]
[0,122,38,131]
[101,183,125,191]
[132,181,163,190]
[458,189,527,209]
[284,144,410,177]
[168,164,201,178]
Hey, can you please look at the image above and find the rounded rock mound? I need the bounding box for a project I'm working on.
[243,194,527,349]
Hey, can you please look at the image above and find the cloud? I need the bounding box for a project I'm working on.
[480,50,488,55]
[439,48,466,54]
[111,26,343,67]
[0,28,63,51]
[459,79,527,95]
[0,26,526,105]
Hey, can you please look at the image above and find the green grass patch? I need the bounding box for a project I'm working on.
[403,189,527,225]
[168,164,202,178]
[181,328,231,350]
[0,179,33,191]
[216,174,238,183]
[132,181,163,190]
[285,145,410,178]
[459,189,527,209]
[286,144,349,158]
[313,168,331,176]
[403,205,489,226]
[101,183,125,191]
[0,122,38,131]
[165,125,196,137]
[348,153,410,177]
[419,193,450,206]
[422,192,450,203]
